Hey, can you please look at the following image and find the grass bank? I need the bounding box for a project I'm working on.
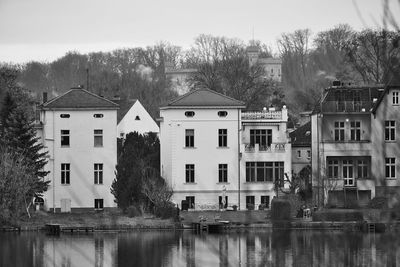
[2,209,177,231]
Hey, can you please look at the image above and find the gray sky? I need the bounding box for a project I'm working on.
[0,0,395,63]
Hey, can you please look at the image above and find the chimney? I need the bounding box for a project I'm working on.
[42,92,48,103]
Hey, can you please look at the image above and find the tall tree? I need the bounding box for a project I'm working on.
[0,71,50,216]
[111,132,160,210]
[189,56,277,110]
[343,29,400,84]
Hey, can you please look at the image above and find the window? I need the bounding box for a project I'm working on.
[60,114,70,118]
[297,150,301,158]
[250,129,272,148]
[385,158,396,178]
[334,121,345,141]
[93,114,104,118]
[218,111,228,117]
[219,196,228,209]
[185,129,194,147]
[94,163,103,184]
[135,115,140,120]
[94,199,104,209]
[61,130,70,147]
[94,130,103,147]
[307,150,311,159]
[218,129,227,147]
[185,164,195,183]
[245,162,284,182]
[185,111,195,117]
[261,196,270,208]
[353,91,362,111]
[357,160,368,178]
[385,121,396,141]
[218,164,228,183]
[61,163,70,185]
[246,196,255,210]
[186,196,195,209]
[350,121,361,141]
[327,160,339,178]
[393,91,399,105]
[246,162,256,182]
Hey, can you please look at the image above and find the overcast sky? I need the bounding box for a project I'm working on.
[0,0,396,63]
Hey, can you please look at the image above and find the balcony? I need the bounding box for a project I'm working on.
[243,143,286,153]
[242,111,282,120]
[321,101,372,113]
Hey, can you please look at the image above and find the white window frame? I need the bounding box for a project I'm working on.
[94,163,103,184]
[385,121,396,141]
[94,129,103,147]
[385,158,396,179]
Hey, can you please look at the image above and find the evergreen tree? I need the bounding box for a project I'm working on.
[111,131,160,210]
[0,75,50,212]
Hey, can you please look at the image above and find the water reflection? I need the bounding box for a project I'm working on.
[1,230,399,267]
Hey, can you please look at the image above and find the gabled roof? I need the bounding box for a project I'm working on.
[289,122,311,147]
[371,85,400,114]
[161,88,246,109]
[112,98,138,123]
[41,89,119,110]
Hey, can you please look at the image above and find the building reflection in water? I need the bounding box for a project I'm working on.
[1,230,400,266]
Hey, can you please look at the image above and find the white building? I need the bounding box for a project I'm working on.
[159,89,291,210]
[114,98,159,138]
[36,88,118,212]
[246,46,282,82]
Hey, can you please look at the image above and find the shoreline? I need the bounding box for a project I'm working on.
[2,220,400,233]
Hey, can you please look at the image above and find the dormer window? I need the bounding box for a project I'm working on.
[185,111,195,117]
[94,114,104,118]
[60,114,70,118]
[135,115,141,120]
[218,111,228,117]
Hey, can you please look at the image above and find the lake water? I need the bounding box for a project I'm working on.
[0,229,399,267]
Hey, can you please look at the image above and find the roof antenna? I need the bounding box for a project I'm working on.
[252,27,255,45]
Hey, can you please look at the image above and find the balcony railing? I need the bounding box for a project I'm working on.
[242,111,282,120]
[244,143,286,153]
[321,101,371,113]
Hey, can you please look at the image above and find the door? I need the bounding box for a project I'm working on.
[60,199,71,213]
[343,160,354,187]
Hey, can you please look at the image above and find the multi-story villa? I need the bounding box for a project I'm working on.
[36,88,118,212]
[311,84,400,207]
[159,89,291,210]
[246,45,282,82]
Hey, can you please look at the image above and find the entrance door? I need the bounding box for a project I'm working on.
[60,199,71,213]
[343,160,355,187]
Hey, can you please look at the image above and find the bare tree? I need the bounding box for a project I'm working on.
[0,148,37,223]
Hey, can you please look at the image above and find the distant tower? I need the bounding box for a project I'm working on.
[246,45,260,67]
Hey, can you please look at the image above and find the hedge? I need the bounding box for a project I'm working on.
[313,209,364,222]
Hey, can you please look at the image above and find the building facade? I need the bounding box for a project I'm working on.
[311,84,400,207]
[159,89,291,210]
[246,46,282,82]
[36,88,118,212]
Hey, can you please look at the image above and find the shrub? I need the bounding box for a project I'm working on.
[126,205,142,218]
[246,203,255,210]
[313,209,363,222]
[258,204,266,210]
[154,202,178,220]
[368,197,388,209]
[271,198,291,221]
